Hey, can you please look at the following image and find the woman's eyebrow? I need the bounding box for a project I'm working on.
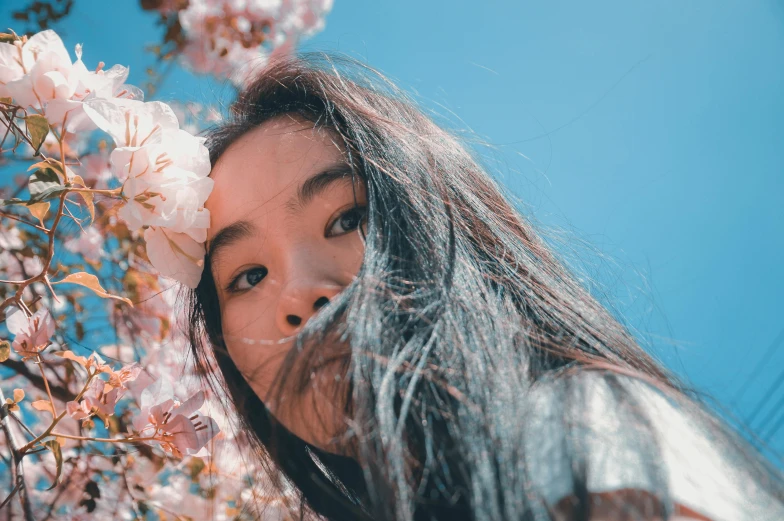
[207,219,256,262]
[285,163,356,214]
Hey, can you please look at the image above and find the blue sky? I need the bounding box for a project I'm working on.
[2,0,783,461]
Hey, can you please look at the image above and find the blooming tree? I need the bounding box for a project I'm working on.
[141,0,334,85]
[0,7,329,516]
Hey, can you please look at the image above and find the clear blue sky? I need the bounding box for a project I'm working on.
[2,0,782,461]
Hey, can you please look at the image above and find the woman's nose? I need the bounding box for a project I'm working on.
[275,279,342,335]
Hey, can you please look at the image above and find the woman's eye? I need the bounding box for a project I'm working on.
[229,266,268,292]
[326,206,367,237]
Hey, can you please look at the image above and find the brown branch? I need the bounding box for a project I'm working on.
[0,389,35,521]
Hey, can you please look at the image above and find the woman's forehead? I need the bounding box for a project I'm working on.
[217,117,340,170]
[205,118,346,235]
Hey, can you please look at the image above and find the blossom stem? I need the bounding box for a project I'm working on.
[67,187,123,197]
[36,355,58,417]
[19,373,96,454]
[49,432,159,444]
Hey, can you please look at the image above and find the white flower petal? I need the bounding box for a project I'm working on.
[5,306,29,335]
[143,227,205,288]
[83,98,178,148]
[22,30,70,71]
[0,42,24,86]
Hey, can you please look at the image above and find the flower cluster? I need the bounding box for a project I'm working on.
[5,306,55,360]
[0,30,141,133]
[1,30,213,288]
[2,307,221,455]
[83,97,213,287]
[144,0,333,84]
[131,377,219,457]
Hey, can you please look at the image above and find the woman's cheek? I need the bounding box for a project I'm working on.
[222,296,290,400]
[331,232,365,282]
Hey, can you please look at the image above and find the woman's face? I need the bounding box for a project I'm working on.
[205,115,366,453]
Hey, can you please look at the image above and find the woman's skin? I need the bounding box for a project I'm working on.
[205,115,366,453]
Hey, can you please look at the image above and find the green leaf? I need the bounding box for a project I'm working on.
[0,198,25,206]
[44,439,63,490]
[28,185,67,204]
[0,96,12,105]
[28,168,65,203]
[28,158,67,180]
[25,114,50,155]
[0,341,9,363]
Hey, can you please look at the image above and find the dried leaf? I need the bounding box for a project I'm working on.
[70,175,94,222]
[13,388,24,403]
[31,399,55,416]
[0,340,9,362]
[26,201,49,225]
[52,272,133,307]
[53,349,88,367]
[44,440,63,489]
[25,114,50,155]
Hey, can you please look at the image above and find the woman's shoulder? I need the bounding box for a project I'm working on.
[520,370,784,521]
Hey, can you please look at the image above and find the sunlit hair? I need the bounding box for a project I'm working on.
[187,54,783,520]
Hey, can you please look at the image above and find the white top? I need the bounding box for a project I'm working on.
[522,372,784,521]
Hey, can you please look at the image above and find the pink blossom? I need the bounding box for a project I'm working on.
[0,225,24,250]
[83,98,179,149]
[107,362,143,390]
[174,0,332,84]
[2,31,141,132]
[133,378,219,457]
[143,227,205,289]
[84,97,213,290]
[5,306,55,358]
[112,131,212,241]
[66,377,122,425]
[0,41,24,98]
[64,226,105,263]
[0,30,70,101]
[78,153,114,189]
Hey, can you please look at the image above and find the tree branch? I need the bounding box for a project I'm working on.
[0,389,35,521]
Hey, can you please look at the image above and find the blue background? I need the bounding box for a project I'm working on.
[2,0,782,462]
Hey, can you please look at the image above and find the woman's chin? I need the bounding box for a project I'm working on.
[263,384,351,456]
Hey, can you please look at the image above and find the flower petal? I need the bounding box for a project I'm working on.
[143,228,205,289]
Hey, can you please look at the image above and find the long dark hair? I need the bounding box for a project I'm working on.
[187,54,783,520]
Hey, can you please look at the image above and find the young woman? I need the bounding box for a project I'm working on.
[187,55,784,521]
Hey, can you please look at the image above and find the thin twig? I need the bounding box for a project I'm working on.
[10,412,38,440]
[36,356,58,417]
[0,211,49,233]
[49,432,159,444]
